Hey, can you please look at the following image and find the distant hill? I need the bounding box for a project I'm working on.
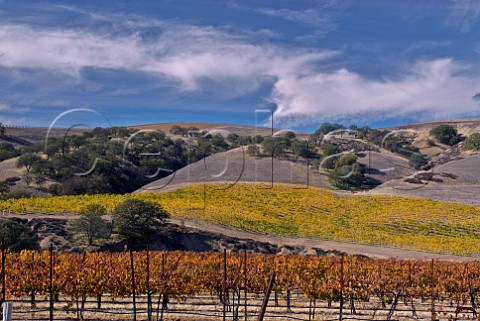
[131,122,308,138]
[138,119,480,206]
[385,118,480,158]
[1,127,88,147]
[3,119,480,205]
[138,147,328,192]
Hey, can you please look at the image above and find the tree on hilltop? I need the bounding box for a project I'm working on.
[112,199,169,242]
[71,204,111,246]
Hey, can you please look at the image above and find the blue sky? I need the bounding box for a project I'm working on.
[0,0,480,131]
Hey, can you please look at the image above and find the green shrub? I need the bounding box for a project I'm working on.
[71,204,111,245]
[409,153,428,170]
[0,219,38,251]
[429,125,461,146]
[112,199,169,242]
[328,154,365,190]
[465,133,480,150]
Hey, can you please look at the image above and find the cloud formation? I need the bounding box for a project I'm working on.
[0,102,29,113]
[447,0,480,32]
[0,18,479,127]
[270,58,480,126]
[256,0,349,40]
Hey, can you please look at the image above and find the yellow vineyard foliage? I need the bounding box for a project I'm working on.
[1,183,480,255]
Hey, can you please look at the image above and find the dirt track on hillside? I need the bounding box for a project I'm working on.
[7,212,479,261]
[168,218,479,262]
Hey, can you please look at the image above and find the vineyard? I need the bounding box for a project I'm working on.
[2,249,480,321]
[2,183,480,255]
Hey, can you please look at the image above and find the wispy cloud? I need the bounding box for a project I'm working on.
[269,58,480,126]
[104,87,143,96]
[0,11,479,128]
[0,116,27,126]
[256,1,349,39]
[258,7,333,27]
[0,22,337,92]
[0,102,29,113]
[446,0,480,32]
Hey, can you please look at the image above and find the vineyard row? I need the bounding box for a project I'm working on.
[2,250,480,304]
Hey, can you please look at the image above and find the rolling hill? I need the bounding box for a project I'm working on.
[137,119,480,206]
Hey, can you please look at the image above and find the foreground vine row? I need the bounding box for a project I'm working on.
[1,183,480,254]
[3,250,480,308]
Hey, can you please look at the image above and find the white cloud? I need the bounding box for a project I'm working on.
[258,7,333,27]
[0,103,11,111]
[447,0,480,32]
[0,25,145,78]
[269,58,480,126]
[256,1,349,40]
[0,23,337,92]
[0,117,26,126]
[0,21,479,127]
[0,102,29,113]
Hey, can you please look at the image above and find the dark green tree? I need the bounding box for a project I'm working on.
[112,199,169,242]
[261,137,287,158]
[315,123,345,135]
[328,154,365,190]
[0,181,9,194]
[16,153,42,172]
[0,123,6,138]
[319,143,341,170]
[409,153,428,170]
[0,142,19,161]
[246,144,260,157]
[226,133,240,147]
[291,140,311,158]
[71,204,111,245]
[465,133,480,150]
[0,219,38,252]
[429,125,461,146]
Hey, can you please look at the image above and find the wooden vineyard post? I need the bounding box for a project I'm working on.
[1,239,5,305]
[257,273,275,321]
[244,249,247,321]
[147,244,151,321]
[49,244,54,321]
[156,253,167,321]
[129,240,137,321]
[339,255,344,321]
[2,301,12,321]
[129,241,137,321]
[223,249,227,321]
[431,259,436,321]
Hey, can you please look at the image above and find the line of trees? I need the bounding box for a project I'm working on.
[71,199,169,246]
[1,198,170,251]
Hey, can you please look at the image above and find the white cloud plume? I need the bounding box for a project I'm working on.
[0,21,479,127]
[447,0,480,32]
[256,1,349,40]
[270,58,480,126]
[0,102,29,113]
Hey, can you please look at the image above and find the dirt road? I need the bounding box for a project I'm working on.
[7,211,479,261]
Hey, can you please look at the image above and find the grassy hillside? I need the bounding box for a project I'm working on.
[139,147,328,191]
[2,183,480,255]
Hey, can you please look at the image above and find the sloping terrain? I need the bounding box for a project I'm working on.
[386,118,480,159]
[371,153,480,205]
[4,213,477,261]
[436,153,480,184]
[139,147,328,192]
[5,183,480,255]
[1,127,87,147]
[136,119,480,205]
[0,156,22,181]
[131,122,290,137]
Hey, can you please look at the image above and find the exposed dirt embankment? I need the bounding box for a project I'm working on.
[98,222,308,255]
[4,215,478,261]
